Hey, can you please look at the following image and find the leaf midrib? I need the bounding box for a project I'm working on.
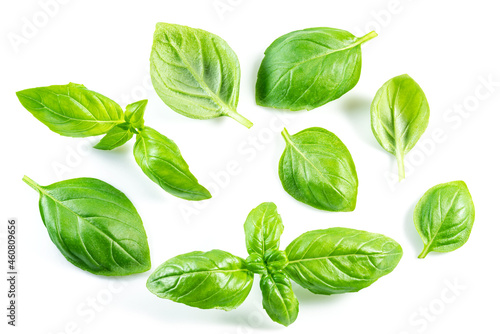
[19,93,123,125]
[284,138,350,203]
[261,36,365,99]
[151,268,250,282]
[159,33,234,115]
[287,252,400,264]
[136,132,206,196]
[423,190,461,249]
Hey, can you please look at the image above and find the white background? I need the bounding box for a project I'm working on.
[1,0,499,333]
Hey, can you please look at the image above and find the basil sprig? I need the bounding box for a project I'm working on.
[147,202,403,326]
[16,83,210,201]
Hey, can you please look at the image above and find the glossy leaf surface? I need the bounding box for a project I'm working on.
[414,181,475,258]
[133,126,211,201]
[23,176,150,276]
[285,228,402,294]
[125,99,147,130]
[279,127,358,211]
[256,28,377,111]
[260,272,299,326]
[244,202,284,256]
[147,249,254,311]
[16,83,124,137]
[94,123,134,150]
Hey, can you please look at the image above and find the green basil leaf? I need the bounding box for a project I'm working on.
[244,202,284,257]
[147,249,254,311]
[150,23,253,128]
[414,181,475,259]
[285,228,403,294]
[245,253,267,275]
[370,74,430,180]
[16,83,124,137]
[279,127,358,212]
[133,126,211,201]
[125,99,147,130]
[260,272,299,327]
[256,28,377,111]
[94,123,134,150]
[22,176,150,276]
[264,250,288,273]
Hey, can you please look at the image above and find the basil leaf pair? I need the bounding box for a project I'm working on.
[23,176,150,276]
[16,83,210,201]
[414,181,475,258]
[279,127,358,212]
[243,203,297,326]
[150,23,253,128]
[147,202,403,326]
[256,28,377,111]
[371,74,430,180]
[94,99,147,150]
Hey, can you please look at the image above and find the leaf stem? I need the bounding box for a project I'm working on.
[281,128,292,144]
[396,149,405,181]
[226,110,253,129]
[358,31,378,44]
[22,175,42,193]
[418,245,431,259]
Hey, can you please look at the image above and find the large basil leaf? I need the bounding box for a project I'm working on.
[414,181,475,258]
[150,23,253,128]
[147,250,254,311]
[256,28,377,111]
[370,74,430,180]
[279,127,358,212]
[260,272,299,327]
[244,202,284,257]
[133,126,211,201]
[94,123,135,150]
[22,176,150,276]
[285,228,403,294]
[16,83,124,137]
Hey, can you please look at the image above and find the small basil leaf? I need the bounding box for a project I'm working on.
[279,127,358,212]
[260,272,299,327]
[94,123,134,150]
[22,176,150,276]
[244,202,284,257]
[125,99,147,130]
[147,250,254,311]
[256,28,377,111]
[264,250,288,273]
[150,23,253,128]
[285,228,403,294]
[370,74,430,180]
[245,253,267,275]
[16,83,124,137]
[133,126,211,201]
[414,181,475,259]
